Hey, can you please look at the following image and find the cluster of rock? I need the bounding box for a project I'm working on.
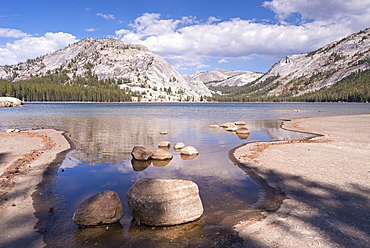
[131,141,199,171]
[210,121,251,139]
[73,178,204,227]
[0,97,22,107]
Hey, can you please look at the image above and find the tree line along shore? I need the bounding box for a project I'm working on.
[1,67,369,102]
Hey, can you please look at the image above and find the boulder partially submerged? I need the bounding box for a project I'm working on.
[126,178,203,226]
[73,190,124,226]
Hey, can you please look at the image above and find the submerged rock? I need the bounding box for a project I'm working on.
[73,190,124,226]
[126,178,203,226]
[151,149,173,160]
[131,146,153,161]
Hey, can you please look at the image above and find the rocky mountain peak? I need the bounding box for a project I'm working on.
[184,68,263,87]
[254,27,370,96]
[0,38,211,102]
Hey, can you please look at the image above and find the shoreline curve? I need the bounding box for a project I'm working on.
[232,114,370,248]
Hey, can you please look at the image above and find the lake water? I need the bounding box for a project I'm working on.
[1,102,369,247]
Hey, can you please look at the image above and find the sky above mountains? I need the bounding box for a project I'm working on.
[1,0,370,75]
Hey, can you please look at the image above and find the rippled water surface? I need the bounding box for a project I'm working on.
[1,102,369,247]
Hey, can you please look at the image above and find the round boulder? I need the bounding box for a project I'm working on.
[151,149,173,160]
[180,146,199,156]
[131,146,153,161]
[126,178,203,226]
[73,190,124,226]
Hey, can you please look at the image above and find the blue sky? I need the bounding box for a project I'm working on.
[1,0,370,75]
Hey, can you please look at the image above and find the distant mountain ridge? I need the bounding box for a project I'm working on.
[183,68,263,87]
[1,27,369,102]
[253,27,370,97]
[0,38,211,102]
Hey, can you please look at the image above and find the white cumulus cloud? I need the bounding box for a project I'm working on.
[0,32,77,65]
[114,1,370,72]
[0,28,29,38]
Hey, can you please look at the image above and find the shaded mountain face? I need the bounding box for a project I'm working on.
[251,27,370,96]
[0,38,211,102]
[183,68,263,87]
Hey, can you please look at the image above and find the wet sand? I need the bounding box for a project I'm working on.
[234,115,370,248]
[0,129,70,248]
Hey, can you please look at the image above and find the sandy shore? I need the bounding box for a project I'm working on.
[234,114,370,248]
[0,129,70,248]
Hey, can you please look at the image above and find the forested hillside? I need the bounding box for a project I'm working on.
[0,74,133,102]
[208,68,370,102]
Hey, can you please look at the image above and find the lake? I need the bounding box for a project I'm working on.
[1,102,369,247]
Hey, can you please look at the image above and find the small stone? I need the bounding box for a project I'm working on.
[236,127,250,134]
[220,122,234,128]
[131,146,153,161]
[234,121,246,125]
[151,149,173,160]
[173,142,185,150]
[158,141,171,148]
[180,146,199,156]
[209,125,219,128]
[226,124,238,132]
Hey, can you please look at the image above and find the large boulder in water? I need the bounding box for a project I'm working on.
[73,190,124,226]
[131,146,153,161]
[126,178,203,226]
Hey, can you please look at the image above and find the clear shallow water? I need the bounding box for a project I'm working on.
[1,102,369,247]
